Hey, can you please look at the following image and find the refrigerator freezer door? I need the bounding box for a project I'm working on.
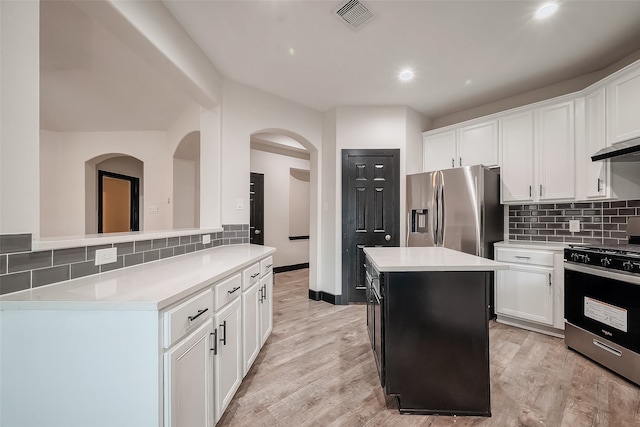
[439,166,483,256]
[406,172,437,247]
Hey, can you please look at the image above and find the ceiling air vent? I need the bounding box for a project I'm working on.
[333,0,377,32]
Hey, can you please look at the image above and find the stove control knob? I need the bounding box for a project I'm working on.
[583,254,590,263]
[571,253,579,261]
[623,261,633,271]
[601,257,611,267]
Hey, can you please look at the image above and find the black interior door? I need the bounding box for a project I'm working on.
[250,172,264,245]
[342,149,400,303]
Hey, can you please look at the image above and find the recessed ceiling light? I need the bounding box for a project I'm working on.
[288,47,295,56]
[399,69,414,81]
[465,79,472,85]
[535,2,559,19]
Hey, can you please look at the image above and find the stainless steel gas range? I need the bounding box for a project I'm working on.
[564,217,640,385]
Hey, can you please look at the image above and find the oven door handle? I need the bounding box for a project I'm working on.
[564,262,640,285]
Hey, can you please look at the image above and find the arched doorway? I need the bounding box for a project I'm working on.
[85,154,144,234]
[173,131,201,229]
[249,129,318,294]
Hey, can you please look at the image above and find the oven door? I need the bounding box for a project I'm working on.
[564,263,640,353]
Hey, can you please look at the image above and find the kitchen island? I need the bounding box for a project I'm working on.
[363,246,508,416]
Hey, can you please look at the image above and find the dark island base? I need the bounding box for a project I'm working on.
[384,270,493,417]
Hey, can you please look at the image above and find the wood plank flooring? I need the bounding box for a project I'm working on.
[218,269,640,427]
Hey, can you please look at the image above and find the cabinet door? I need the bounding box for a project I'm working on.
[242,282,261,376]
[537,101,575,201]
[496,265,554,326]
[458,120,498,167]
[607,65,640,143]
[259,273,273,346]
[164,319,214,427]
[423,130,457,172]
[214,298,242,422]
[500,111,535,203]
[583,89,609,198]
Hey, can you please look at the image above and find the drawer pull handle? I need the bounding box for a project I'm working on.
[250,273,260,279]
[227,286,241,295]
[188,308,209,322]
[266,264,273,269]
[514,256,531,260]
[220,320,227,346]
[593,339,622,357]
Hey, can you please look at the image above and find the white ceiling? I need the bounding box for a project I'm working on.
[40,0,640,133]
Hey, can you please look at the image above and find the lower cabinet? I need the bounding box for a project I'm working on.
[242,281,261,375]
[259,273,273,346]
[494,244,564,336]
[214,297,242,422]
[164,319,215,427]
[496,265,553,326]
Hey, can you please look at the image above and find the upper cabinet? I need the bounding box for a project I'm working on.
[537,101,575,201]
[423,120,499,172]
[606,65,640,144]
[500,111,535,203]
[458,120,499,168]
[575,88,610,200]
[423,129,457,171]
[501,100,575,203]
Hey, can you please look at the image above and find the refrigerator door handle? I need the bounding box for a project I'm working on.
[439,171,445,246]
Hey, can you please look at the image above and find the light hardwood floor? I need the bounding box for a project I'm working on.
[218,269,640,427]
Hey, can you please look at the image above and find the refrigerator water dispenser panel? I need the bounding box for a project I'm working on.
[411,209,429,233]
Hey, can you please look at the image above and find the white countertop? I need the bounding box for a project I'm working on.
[363,247,509,272]
[495,240,569,251]
[0,244,275,311]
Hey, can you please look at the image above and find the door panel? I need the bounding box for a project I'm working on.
[440,166,481,256]
[342,149,400,303]
[249,173,264,245]
[98,170,140,233]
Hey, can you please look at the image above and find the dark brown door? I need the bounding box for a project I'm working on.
[342,149,400,303]
[250,172,264,245]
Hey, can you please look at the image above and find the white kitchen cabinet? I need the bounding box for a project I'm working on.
[242,280,261,375]
[575,88,610,199]
[164,319,214,427]
[494,244,564,337]
[500,100,575,203]
[423,120,499,172]
[259,272,274,345]
[214,292,242,423]
[537,101,575,200]
[458,120,499,168]
[423,129,457,171]
[606,64,640,144]
[500,111,535,203]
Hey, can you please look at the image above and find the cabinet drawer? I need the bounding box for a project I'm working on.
[243,263,261,290]
[260,256,273,277]
[163,287,213,348]
[495,248,554,267]
[215,273,242,311]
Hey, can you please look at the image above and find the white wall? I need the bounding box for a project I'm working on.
[221,80,323,290]
[406,108,431,175]
[289,169,310,238]
[322,106,425,296]
[250,149,310,268]
[0,0,40,237]
[39,130,170,237]
[173,158,197,229]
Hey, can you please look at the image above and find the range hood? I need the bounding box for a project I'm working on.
[592,136,640,162]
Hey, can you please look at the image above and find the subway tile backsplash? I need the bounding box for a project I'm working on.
[508,200,640,245]
[0,225,249,296]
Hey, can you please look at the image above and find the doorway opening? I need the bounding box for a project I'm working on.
[98,170,140,233]
[250,172,265,245]
[249,130,313,278]
[173,131,201,229]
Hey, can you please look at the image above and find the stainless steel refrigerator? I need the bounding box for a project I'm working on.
[406,165,503,259]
